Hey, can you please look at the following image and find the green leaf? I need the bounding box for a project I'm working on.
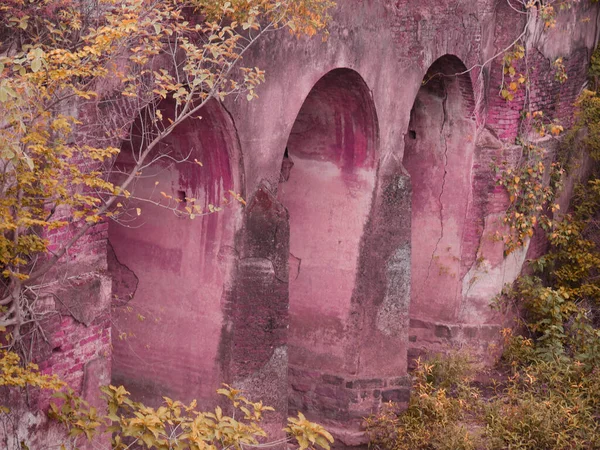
[0,84,16,102]
[31,58,41,73]
[23,155,34,170]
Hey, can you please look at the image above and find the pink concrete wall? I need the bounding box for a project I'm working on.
[109,99,242,407]
[279,69,378,375]
[404,56,477,324]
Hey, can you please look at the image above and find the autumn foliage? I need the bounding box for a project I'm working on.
[0,1,336,448]
[0,0,333,347]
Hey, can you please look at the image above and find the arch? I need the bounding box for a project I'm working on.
[284,68,378,170]
[403,55,478,325]
[108,98,243,407]
[277,68,379,418]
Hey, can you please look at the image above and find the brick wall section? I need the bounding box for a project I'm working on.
[390,0,483,69]
[485,8,591,142]
[484,0,527,141]
[407,320,504,370]
[2,225,111,448]
[2,158,114,447]
[38,314,111,394]
[556,48,591,126]
[288,365,411,431]
[40,221,111,394]
[25,90,142,414]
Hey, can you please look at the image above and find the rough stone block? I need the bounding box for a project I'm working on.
[434,324,452,339]
[345,378,384,390]
[382,388,411,404]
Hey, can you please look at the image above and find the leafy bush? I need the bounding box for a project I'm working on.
[484,358,600,450]
[367,171,600,450]
[49,384,333,450]
[366,348,600,450]
[365,352,481,450]
[1,351,333,450]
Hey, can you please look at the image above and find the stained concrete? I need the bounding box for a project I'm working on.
[103,0,600,443]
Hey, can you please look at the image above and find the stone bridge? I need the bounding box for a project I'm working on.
[25,0,600,446]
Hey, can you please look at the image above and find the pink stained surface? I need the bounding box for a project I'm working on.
[403,56,477,323]
[108,99,241,407]
[279,69,378,375]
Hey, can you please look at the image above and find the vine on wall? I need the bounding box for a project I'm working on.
[492,1,580,254]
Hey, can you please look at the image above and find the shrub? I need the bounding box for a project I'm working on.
[365,352,480,450]
[1,351,333,450]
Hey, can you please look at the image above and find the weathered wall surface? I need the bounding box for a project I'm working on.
[206,1,599,443]
[1,218,112,449]
[108,98,242,408]
[9,1,600,448]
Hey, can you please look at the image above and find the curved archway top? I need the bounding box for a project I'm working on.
[122,97,245,200]
[297,67,377,107]
[285,67,380,170]
[426,54,470,76]
[419,54,476,118]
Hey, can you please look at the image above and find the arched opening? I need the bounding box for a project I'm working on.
[278,68,379,418]
[108,99,242,407]
[403,55,477,326]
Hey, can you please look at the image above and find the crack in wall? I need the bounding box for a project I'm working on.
[289,252,302,282]
[425,85,450,283]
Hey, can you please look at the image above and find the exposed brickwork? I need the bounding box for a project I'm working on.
[485,7,591,142]
[40,315,111,393]
[34,216,111,397]
[288,365,411,445]
[390,0,483,69]
[407,318,504,369]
